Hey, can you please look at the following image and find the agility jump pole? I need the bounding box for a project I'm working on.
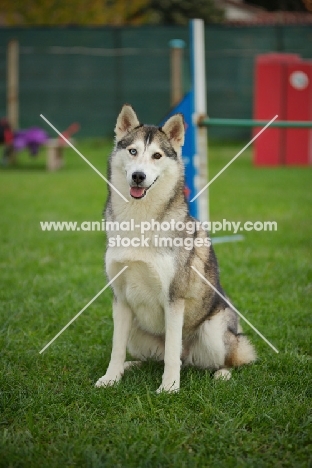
[171,21,312,225]
[190,19,209,223]
[189,21,243,244]
[198,118,312,128]
[164,21,207,222]
[189,20,312,224]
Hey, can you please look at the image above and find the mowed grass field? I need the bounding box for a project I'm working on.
[0,139,311,467]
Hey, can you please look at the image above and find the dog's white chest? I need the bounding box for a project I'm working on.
[123,263,165,334]
[106,248,175,335]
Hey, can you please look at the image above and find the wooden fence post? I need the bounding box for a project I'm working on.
[7,39,19,130]
[169,39,185,107]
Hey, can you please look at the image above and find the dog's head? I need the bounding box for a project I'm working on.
[113,104,185,200]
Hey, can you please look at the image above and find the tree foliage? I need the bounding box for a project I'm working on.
[0,0,224,26]
[0,0,148,26]
[245,0,309,11]
[134,0,225,24]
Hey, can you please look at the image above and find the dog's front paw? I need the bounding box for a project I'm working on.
[157,367,180,393]
[156,383,179,393]
[95,369,123,388]
[156,380,180,394]
[95,375,120,388]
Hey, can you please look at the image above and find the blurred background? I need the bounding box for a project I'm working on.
[1,6,311,465]
[0,0,311,141]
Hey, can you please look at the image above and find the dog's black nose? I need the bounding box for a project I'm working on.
[132,172,146,185]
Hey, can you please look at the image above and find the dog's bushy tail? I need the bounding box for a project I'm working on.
[226,333,257,367]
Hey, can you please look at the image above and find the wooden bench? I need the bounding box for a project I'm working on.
[46,138,75,171]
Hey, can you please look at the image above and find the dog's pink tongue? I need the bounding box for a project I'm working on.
[130,187,145,198]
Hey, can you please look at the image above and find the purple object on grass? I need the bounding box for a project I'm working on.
[13,127,49,155]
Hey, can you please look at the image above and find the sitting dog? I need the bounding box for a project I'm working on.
[95,104,256,392]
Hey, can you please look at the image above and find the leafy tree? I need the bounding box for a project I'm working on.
[0,0,149,26]
[131,0,225,24]
[0,0,224,25]
[245,0,309,11]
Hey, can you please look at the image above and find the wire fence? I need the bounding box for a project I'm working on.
[0,25,311,139]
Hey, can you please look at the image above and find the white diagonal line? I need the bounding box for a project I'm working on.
[40,114,128,203]
[190,115,278,202]
[191,266,279,353]
[39,266,128,354]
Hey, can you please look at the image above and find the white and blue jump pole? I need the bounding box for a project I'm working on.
[166,20,244,243]
[166,19,209,222]
[190,19,209,222]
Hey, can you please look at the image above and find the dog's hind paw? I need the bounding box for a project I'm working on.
[214,368,231,381]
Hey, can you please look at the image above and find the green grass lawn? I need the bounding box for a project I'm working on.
[0,140,311,467]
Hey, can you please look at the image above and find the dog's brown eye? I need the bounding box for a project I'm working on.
[153,152,162,160]
[129,148,137,156]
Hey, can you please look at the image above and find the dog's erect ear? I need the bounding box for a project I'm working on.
[115,104,140,140]
[161,113,185,151]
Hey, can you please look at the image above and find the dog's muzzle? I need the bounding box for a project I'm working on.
[130,172,158,199]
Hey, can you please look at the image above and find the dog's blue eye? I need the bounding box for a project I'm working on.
[129,148,137,156]
[153,152,162,160]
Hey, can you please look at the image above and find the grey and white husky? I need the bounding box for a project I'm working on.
[95,104,256,392]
